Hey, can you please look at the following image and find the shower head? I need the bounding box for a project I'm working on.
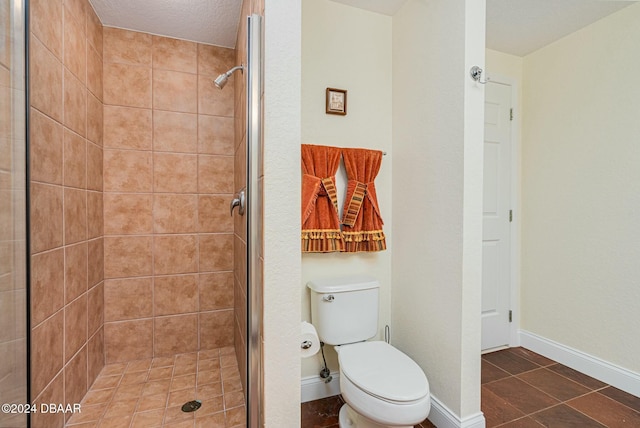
[214,65,244,89]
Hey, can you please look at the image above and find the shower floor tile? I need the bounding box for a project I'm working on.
[65,347,245,428]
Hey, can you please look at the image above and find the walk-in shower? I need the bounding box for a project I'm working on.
[217,14,264,427]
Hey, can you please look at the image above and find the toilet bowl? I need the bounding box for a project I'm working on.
[336,341,430,427]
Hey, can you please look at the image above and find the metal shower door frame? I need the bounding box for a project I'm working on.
[246,13,263,428]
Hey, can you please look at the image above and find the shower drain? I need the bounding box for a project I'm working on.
[181,400,202,413]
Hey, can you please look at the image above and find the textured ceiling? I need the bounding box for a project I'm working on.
[486,0,637,56]
[88,0,638,54]
[88,0,242,47]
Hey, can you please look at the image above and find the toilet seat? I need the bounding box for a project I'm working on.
[339,341,429,402]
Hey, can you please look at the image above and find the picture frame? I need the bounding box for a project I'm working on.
[326,88,347,115]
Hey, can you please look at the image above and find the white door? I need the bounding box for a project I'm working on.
[482,81,512,351]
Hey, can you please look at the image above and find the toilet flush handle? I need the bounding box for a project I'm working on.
[322,295,334,302]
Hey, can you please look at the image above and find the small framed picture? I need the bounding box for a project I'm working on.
[326,88,347,115]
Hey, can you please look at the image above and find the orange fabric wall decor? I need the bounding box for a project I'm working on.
[341,148,386,252]
[301,144,345,252]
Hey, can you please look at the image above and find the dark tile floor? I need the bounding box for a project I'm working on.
[301,347,640,427]
[482,347,640,427]
[300,394,434,428]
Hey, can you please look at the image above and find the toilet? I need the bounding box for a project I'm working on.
[308,276,430,428]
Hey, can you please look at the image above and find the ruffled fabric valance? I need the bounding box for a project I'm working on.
[301,144,345,252]
[341,148,386,252]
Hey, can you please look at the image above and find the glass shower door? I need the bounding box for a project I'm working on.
[0,0,28,427]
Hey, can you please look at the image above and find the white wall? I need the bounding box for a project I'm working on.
[301,0,393,379]
[521,2,640,373]
[392,0,484,420]
[263,0,301,425]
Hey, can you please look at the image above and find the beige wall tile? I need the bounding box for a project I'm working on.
[88,237,104,288]
[197,44,235,78]
[104,193,153,235]
[103,236,153,279]
[105,319,153,363]
[30,35,63,122]
[104,277,153,321]
[31,249,65,326]
[198,155,234,194]
[234,276,246,350]
[153,111,197,153]
[154,274,198,316]
[65,241,87,303]
[64,0,87,26]
[87,93,103,146]
[198,195,232,233]
[103,28,152,66]
[63,68,87,137]
[87,281,104,335]
[154,314,198,356]
[103,149,152,193]
[64,187,87,244]
[153,235,197,275]
[199,272,233,311]
[31,310,64,397]
[31,372,65,428]
[152,36,197,74]
[63,129,87,189]
[63,7,86,84]
[198,74,234,117]
[86,6,103,56]
[64,345,88,406]
[153,194,197,234]
[65,293,87,360]
[87,327,105,384]
[198,115,234,155]
[198,234,233,273]
[86,45,103,101]
[30,108,63,184]
[104,63,152,108]
[103,106,152,150]
[29,0,107,406]
[31,0,63,60]
[233,236,246,293]
[87,190,104,239]
[199,310,234,349]
[30,183,63,253]
[153,153,197,193]
[86,144,104,194]
[153,69,197,113]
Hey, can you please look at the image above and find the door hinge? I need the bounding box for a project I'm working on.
[510,108,514,121]
[509,310,513,323]
[509,210,513,222]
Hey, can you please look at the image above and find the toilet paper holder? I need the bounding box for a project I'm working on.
[301,340,313,350]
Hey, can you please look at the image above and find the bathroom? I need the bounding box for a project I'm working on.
[2,0,640,427]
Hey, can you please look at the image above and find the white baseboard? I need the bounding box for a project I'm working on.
[428,396,485,428]
[301,372,341,403]
[519,329,640,397]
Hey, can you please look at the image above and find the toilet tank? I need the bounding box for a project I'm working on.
[307,276,379,345]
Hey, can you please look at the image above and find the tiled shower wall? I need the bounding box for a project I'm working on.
[101,28,237,363]
[28,0,105,426]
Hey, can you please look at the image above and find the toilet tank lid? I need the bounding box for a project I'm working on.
[307,275,379,293]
